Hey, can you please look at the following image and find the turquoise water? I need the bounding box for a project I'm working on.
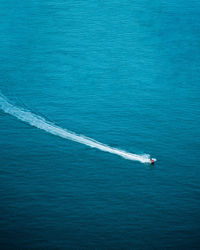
[0,0,200,249]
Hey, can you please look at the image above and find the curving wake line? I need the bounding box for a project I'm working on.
[0,93,155,164]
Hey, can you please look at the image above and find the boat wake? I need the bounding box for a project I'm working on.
[0,93,156,164]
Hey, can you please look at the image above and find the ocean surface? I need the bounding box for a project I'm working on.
[0,0,200,249]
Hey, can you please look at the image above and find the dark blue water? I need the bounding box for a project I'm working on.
[0,0,200,249]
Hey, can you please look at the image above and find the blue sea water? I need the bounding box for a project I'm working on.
[0,0,200,249]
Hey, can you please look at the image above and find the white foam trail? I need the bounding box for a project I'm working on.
[0,94,155,164]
